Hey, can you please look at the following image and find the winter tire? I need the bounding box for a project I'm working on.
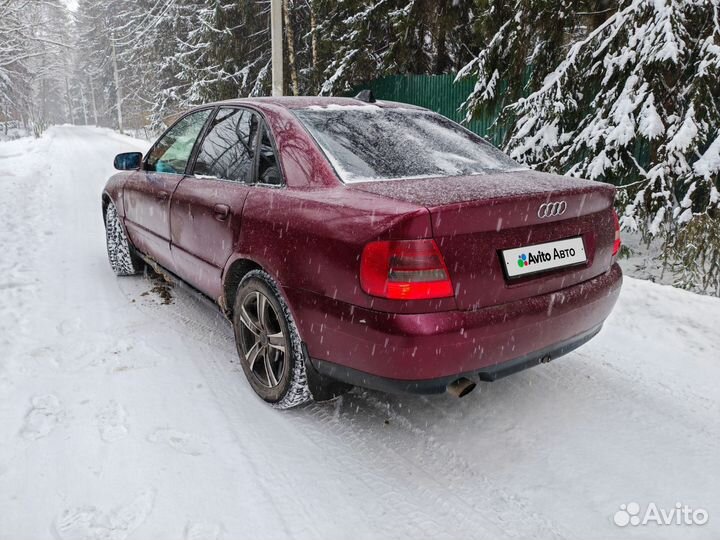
[233,270,312,409]
[105,201,143,276]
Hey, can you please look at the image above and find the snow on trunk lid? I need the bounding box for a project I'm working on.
[352,170,617,310]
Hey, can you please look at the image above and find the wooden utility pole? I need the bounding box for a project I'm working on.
[270,0,283,96]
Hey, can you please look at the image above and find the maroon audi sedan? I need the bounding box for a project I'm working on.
[103,96,622,408]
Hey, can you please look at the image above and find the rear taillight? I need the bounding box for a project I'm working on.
[612,209,621,257]
[360,239,454,300]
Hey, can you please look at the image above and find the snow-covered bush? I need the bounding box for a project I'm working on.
[460,0,720,294]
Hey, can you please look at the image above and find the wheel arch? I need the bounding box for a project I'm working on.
[102,190,138,257]
[102,189,125,221]
[101,191,112,220]
[221,256,264,315]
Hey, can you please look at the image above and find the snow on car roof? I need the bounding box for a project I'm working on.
[207,96,426,111]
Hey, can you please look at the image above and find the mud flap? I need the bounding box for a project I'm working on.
[302,343,353,402]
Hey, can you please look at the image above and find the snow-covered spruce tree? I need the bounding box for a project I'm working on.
[456,0,588,118]
[155,0,272,122]
[317,0,403,95]
[136,0,206,126]
[319,0,476,95]
[460,0,720,293]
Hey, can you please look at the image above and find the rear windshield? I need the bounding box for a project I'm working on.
[293,106,521,183]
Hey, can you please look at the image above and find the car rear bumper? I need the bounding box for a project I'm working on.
[286,263,622,391]
[309,323,603,394]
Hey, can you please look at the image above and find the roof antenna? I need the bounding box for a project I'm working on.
[355,89,376,103]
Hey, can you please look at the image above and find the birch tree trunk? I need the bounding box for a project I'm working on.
[310,0,319,88]
[64,76,75,125]
[111,34,124,133]
[89,77,99,126]
[79,85,88,125]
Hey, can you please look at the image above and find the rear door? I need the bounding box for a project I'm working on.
[170,107,278,300]
[123,109,212,270]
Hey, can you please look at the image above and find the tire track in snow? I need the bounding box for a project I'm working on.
[306,398,564,539]
[574,349,719,416]
[0,134,52,374]
[529,352,720,444]
[120,278,310,539]
[120,273,568,539]
[119,277,491,538]
[337,392,570,540]
[196,347,497,540]
[147,428,211,456]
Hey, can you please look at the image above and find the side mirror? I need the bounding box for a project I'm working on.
[114,152,143,171]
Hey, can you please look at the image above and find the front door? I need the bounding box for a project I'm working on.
[123,109,212,270]
[170,107,262,299]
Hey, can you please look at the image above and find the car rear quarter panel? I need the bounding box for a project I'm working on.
[230,185,458,315]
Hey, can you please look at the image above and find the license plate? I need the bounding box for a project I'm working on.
[501,237,587,278]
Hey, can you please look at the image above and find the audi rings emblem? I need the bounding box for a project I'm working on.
[537,201,567,219]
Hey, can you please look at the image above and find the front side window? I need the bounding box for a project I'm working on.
[193,107,259,183]
[293,107,521,183]
[146,109,211,174]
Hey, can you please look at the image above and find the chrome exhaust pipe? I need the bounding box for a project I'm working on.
[447,377,476,398]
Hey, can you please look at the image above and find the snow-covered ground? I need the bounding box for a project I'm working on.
[0,126,718,540]
[0,123,30,142]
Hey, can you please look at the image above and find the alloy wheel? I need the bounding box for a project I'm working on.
[238,291,287,388]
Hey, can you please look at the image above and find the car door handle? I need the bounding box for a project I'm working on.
[156,190,169,202]
[213,204,230,221]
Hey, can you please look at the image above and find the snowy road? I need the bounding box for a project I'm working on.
[1,126,719,540]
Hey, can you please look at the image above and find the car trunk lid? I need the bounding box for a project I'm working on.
[351,170,617,310]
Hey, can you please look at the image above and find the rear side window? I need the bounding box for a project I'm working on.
[293,107,521,183]
[146,109,211,174]
[194,107,259,183]
[257,124,282,185]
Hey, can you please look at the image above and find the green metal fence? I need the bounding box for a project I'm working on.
[353,73,653,169]
[352,74,504,145]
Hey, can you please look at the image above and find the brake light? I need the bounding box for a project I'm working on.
[612,209,621,257]
[360,239,454,300]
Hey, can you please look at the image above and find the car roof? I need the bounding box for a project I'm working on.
[203,96,427,111]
